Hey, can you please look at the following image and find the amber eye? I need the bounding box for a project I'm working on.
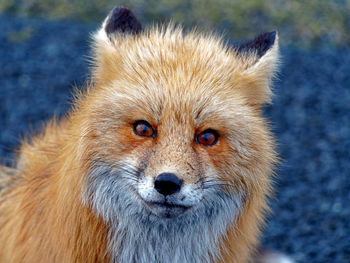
[133,120,156,138]
[196,129,219,146]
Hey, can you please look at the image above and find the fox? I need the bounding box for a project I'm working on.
[0,7,293,263]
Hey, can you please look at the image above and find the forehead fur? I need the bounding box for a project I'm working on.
[91,25,278,124]
[95,26,243,83]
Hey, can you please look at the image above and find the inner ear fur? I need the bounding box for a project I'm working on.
[235,32,279,106]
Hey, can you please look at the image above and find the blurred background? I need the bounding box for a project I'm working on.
[0,0,349,262]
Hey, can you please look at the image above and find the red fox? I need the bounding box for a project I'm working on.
[0,7,292,263]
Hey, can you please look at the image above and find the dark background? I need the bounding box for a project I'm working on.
[1,1,349,262]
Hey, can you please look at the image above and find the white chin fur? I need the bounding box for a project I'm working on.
[83,163,244,263]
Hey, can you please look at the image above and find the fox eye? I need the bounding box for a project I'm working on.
[133,120,156,138]
[196,129,219,146]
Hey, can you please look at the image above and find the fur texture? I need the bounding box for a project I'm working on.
[0,7,281,263]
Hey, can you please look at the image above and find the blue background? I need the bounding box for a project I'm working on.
[0,14,349,262]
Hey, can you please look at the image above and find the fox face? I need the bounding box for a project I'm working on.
[71,7,279,262]
[0,7,281,263]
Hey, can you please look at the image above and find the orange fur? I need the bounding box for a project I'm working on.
[0,11,279,263]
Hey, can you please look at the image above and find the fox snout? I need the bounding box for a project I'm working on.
[137,170,203,218]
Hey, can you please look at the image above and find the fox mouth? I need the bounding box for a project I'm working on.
[149,201,190,210]
[144,201,191,218]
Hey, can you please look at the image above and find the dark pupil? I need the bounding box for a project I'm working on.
[138,124,149,134]
[202,133,213,143]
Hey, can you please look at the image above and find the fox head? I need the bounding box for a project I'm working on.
[74,7,279,261]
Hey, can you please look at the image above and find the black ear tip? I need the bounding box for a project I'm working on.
[105,6,142,36]
[258,30,277,52]
[263,31,277,46]
[238,30,277,58]
[109,6,132,20]
[268,31,277,39]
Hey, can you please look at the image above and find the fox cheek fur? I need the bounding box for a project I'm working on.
[0,6,284,263]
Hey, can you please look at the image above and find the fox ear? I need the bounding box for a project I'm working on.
[92,7,142,84]
[94,7,142,46]
[238,31,277,59]
[236,31,279,105]
[103,7,142,37]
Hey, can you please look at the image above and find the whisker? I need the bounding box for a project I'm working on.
[197,177,238,190]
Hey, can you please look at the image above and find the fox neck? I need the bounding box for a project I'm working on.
[109,215,223,263]
[108,206,244,263]
[84,165,243,263]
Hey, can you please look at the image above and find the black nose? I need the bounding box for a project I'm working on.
[154,173,182,196]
